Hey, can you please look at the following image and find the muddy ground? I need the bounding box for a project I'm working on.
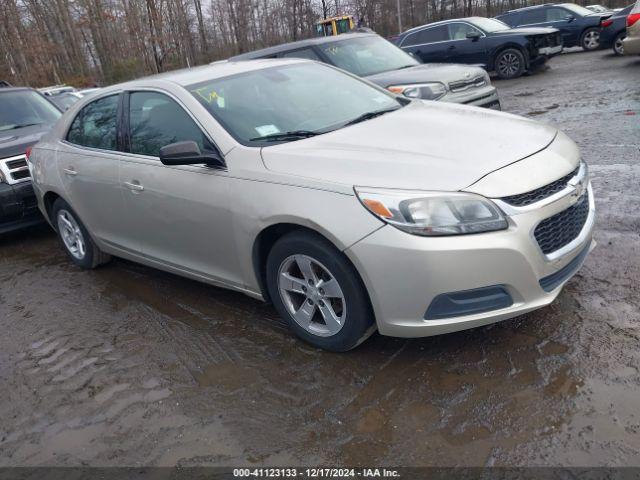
[1,50,639,468]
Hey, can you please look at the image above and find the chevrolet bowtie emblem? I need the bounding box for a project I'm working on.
[568,177,585,201]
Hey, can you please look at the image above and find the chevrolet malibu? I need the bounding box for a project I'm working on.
[30,59,595,351]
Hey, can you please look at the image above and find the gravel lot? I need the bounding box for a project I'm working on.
[1,49,639,468]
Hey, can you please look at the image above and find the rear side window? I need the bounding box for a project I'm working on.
[402,25,448,46]
[520,8,546,24]
[67,95,119,151]
[128,91,214,157]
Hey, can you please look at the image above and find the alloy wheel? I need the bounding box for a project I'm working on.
[498,53,520,78]
[584,31,600,50]
[277,254,346,337]
[57,209,86,260]
[614,36,625,55]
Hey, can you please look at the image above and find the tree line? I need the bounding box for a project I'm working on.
[0,0,628,88]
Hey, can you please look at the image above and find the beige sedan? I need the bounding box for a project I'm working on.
[29,59,595,351]
[623,0,640,55]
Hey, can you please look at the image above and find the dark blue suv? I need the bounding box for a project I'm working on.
[496,3,612,51]
[396,17,562,79]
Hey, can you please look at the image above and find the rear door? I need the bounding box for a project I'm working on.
[57,93,128,248]
[399,25,450,62]
[117,90,242,288]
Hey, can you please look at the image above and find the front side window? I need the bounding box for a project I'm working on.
[67,95,118,150]
[318,35,418,76]
[468,18,511,32]
[0,90,61,132]
[128,91,214,157]
[547,7,571,21]
[188,63,401,145]
[403,25,448,46]
[448,23,482,40]
[280,48,322,61]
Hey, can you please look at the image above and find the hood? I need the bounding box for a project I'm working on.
[364,63,486,88]
[260,100,558,192]
[493,26,559,35]
[0,123,51,159]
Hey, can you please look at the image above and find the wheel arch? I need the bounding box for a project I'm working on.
[489,42,529,71]
[251,222,372,309]
[42,190,65,229]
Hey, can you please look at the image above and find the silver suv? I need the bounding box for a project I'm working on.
[30,59,595,351]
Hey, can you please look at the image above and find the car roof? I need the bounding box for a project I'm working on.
[401,17,496,35]
[0,86,36,94]
[111,57,310,90]
[229,32,378,60]
[501,3,573,13]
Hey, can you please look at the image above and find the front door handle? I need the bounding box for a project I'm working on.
[63,167,78,176]
[124,181,144,192]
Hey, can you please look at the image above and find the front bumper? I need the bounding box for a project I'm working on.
[538,44,563,57]
[442,85,501,110]
[345,184,595,338]
[0,181,45,234]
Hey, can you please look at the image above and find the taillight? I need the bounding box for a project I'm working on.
[628,13,640,27]
[25,146,33,160]
[601,19,613,28]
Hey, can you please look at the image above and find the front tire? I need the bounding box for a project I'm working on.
[266,231,375,352]
[52,198,111,269]
[613,32,626,56]
[581,28,600,51]
[495,48,526,79]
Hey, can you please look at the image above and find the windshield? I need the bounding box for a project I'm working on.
[0,90,61,131]
[469,18,511,32]
[562,3,596,15]
[318,35,419,77]
[188,63,401,145]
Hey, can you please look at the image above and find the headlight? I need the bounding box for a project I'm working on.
[388,82,447,101]
[355,188,508,236]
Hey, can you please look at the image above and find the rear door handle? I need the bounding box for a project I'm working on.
[63,167,78,176]
[124,181,144,192]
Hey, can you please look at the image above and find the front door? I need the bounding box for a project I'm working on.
[57,93,127,248]
[117,90,242,288]
[445,22,489,65]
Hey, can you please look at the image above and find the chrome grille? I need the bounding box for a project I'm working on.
[534,192,589,255]
[500,166,580,207]
[0,154,31,185]
[449,76,487,93]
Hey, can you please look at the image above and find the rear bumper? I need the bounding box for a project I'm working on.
[0,181,45,234]
[622,36,640,55]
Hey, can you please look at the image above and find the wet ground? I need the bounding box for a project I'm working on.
[1,50,639,468]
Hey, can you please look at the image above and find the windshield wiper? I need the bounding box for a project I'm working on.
[343,107,400,127]
[250,130,319,142]
[7,122,43,130]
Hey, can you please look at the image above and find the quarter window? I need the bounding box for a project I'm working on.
[128,91,214,157]
[66,95,119,151]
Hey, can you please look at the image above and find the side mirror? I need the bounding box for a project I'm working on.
[466,31,482,41]
[159,141,225,169]
[565,14,575,22]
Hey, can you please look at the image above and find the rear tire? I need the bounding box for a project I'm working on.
[581,28,600,51]
[266,231,375,352]
[613,31,626,56]
[52,198,111,269]
[495,48,526,79]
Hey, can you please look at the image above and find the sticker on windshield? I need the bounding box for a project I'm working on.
[192,86,224,107]
[255,124,280,136]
